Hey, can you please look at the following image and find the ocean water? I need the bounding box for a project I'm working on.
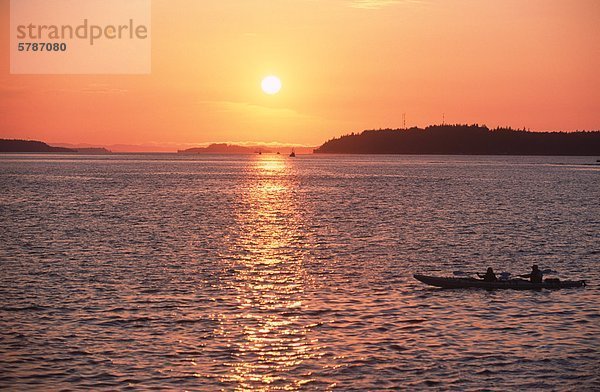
[0,154,599,391]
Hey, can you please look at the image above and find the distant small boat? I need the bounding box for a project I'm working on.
[289,149,296,157]
[413,274,586,290]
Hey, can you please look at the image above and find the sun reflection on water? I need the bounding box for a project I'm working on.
[218,155,319,390]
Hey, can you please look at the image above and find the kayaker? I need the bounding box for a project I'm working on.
[521,265,543,283]
[478,267,498,282]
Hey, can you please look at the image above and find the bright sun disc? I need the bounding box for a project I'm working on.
[261,76,282,95]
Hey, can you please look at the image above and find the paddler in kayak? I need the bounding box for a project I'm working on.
[477,267,498,282]
[521,265,543,283]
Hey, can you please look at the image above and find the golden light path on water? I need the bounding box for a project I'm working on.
[217,155,321,390]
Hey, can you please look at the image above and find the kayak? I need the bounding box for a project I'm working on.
[413,274,587,290]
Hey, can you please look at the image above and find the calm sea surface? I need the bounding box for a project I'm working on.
[1,154,599,391]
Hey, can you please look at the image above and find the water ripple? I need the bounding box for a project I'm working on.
[1,154,599,390]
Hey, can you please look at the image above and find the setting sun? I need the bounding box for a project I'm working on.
[261,75,282,95]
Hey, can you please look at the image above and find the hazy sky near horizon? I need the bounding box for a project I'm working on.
[1,0,599,147]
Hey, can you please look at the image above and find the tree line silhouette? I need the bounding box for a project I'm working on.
[314,125,600,155]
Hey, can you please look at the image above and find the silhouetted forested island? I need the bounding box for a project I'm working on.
[314,125,600,155]
[0,139,75,153]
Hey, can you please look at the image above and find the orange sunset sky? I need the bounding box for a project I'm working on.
[1,0,599,150]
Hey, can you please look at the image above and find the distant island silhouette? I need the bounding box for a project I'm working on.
[314,125,600,155]
[178,143,314,155]
[0,139,75,153]
[74,147,112,154]
[179,143,263,154]
[0,139,112,154]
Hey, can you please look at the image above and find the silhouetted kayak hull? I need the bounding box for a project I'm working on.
[413,275,586,290]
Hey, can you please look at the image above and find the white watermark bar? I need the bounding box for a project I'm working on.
[10,0,151,74]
